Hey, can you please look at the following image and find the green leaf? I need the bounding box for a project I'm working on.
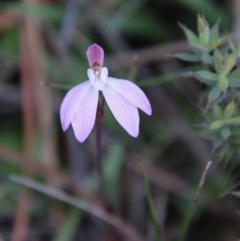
[210,119,225,130]
[208,86,221,103]
[228,77,240,87]
[179,23,200,46]
[207,20,227,50]
[196,70,218,80]
[201,53,213,64]
[197,15,210,46]
[194,74,215,85]
[213,104,223,118]
[229,38,236,51]
[224,100,235,118]
[174,53,201,62]
[139,160,162,241]
[221,127,231,140]
[209,18,220,40]
[53,208,83,241]
[226,117,240,125]
[218,75,228,91]
[228,68,240,77]
[223,51,238,74]
[208,36,228,51]
[214,49,223,74]
[208,38,223,51]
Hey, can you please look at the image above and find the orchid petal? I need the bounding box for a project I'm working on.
[106,77,152,115]
[102,84,139,137]
[101,67,108,83]
[60,81,91,131]
[71,86,99,142]
[87,44,104,67]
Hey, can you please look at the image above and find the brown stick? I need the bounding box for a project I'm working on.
[10,13,36,241]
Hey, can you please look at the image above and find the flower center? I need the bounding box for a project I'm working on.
[87,65,108,91]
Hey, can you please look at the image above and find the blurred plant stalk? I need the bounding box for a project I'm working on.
[10,0,58,240]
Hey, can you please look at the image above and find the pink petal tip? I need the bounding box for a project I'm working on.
[87,44,104,68]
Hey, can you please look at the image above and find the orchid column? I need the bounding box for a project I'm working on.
[60,44,152,195]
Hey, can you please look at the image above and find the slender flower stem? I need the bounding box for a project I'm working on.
[96,98,105,197]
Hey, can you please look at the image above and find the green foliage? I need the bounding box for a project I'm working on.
[0,27,19,55]
[177,16,240,163]
[53,207,83,241]
[180,16,227,66]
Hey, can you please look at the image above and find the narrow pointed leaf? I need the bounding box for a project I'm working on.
[174,53,201,62]
[53,208,83,241]
[226,117,240,125]
[197,15,210,46]
[221,127,231,140]
[139,160,162,241]
[224,51,238,74]
[213,104,223,118]
[201,53,213,64]
[179,23,200,46]
[218,75,228,91]
[229,68,240,78]
[208,86,221,103]
[208,36,227,51]
[214,49,223,74]
[196,70,218,80]
[210,119,225,130]
[194,74,215,85]
[228,77,240,87]
[209,18,220,40]
[224,100,235,118]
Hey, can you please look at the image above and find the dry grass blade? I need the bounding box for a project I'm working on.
[10,175,145,241]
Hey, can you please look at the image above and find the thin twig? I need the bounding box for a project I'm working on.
[193,160,212,204]
[0,143,94,200]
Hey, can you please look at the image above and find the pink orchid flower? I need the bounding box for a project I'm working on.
[60,44,152,142]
